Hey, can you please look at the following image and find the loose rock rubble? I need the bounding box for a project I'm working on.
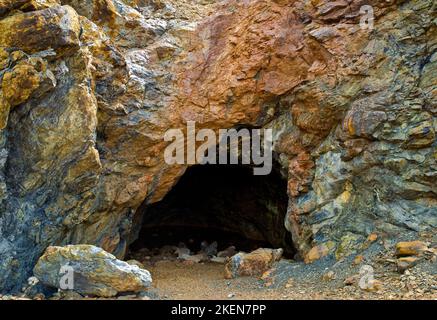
[2,236,436,300]
[394,241,436,274]
[129,240,239,266]
[396,241,429,257]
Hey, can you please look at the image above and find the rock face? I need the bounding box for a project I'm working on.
[34,245,152,297]
[0,0,436,292]
[225,248,283,279]
[395,241,429,257]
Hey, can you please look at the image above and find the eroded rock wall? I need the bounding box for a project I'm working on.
[0,0,435,292]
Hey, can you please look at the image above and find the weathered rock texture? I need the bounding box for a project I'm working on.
[225,248,283,279]
[34,245,152,297]
[0,0,436,292]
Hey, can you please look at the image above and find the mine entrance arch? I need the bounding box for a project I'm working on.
[130,162,294,258]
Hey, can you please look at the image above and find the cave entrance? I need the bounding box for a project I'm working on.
[129,163,294,259]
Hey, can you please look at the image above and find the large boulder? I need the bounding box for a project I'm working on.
[33,245,152,297]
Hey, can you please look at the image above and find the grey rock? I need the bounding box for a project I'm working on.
[33,245,152,297]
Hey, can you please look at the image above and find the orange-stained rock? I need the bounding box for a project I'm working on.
[395,241,429,257]
[353,255,364,266]
[304,243,335,264]
[225,248,283,279]
[397,256,419,273]
[367,234,378,243]
[360,279,382,292]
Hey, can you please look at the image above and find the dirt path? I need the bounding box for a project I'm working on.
[147,260,292,300]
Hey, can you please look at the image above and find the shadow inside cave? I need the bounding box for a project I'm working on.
[129,163,295,258]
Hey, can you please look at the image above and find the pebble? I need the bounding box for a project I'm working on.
[395,241,428,257]
[322,271,336,281]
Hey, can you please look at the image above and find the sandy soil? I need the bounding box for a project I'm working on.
[147,260,290,300]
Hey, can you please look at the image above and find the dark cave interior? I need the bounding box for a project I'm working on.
[130,164,294,257]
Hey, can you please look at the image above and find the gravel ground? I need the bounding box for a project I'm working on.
[141,257,437,300]
[136,233,437,300]
[1,233,436,301]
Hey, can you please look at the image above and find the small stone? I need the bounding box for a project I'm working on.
[367,234,378,242]
[358,265,381,292]
[227,293,235,298]
[160,245,178,256]
[397,257,419,273]
[395,241,428,257]
[59,290,84,300]
[180,253,208,263]
[322,271,336,282]
[217,246,237,258]
[27,276,39,286]
[137,291,152,300]
[304,243,334,264]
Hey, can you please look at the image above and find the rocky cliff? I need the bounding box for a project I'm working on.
[0,0,435,292]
